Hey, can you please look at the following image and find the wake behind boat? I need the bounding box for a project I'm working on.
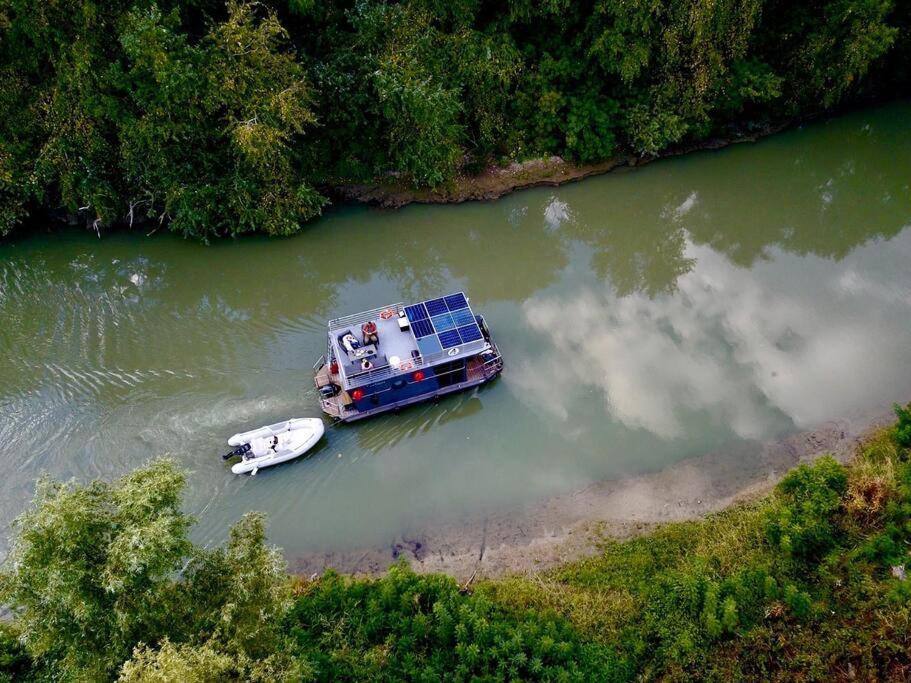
[223,417,324,475]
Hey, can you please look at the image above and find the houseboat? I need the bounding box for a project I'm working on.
[312,292,503,422]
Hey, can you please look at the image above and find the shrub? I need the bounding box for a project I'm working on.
[0,626,32,683]
[0,460,193,679]
[286,563,612,681]
[782,584,812,620]
[1,460,297,680]
[893,403,911,449]
[765,456,848,565]
[846,457,896,528]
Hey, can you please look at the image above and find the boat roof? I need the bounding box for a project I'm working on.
[327,292,489,389]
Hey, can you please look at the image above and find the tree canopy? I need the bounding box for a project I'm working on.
[0,0,907,239]
[0,459,296,681]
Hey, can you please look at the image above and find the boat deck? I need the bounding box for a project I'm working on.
[315,292,502,421]
[329,308,417,383]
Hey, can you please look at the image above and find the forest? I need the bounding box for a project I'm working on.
[1,405,910,680]
[0,0,909,240]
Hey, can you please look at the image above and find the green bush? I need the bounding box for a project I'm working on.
[0,460,297,681]
[765,456,848,564]
[286,563,614,681]
[0,626,32,683]
[894,402,911,448]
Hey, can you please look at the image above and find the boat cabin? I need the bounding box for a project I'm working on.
[313,292,502,421]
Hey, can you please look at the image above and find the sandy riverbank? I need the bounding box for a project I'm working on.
[288,404,903,581]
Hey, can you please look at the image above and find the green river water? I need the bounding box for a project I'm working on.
[1,102,910,559]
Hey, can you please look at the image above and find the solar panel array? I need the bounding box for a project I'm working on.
[404,293,483,357]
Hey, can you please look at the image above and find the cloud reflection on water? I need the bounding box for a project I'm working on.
[512,232,911,441]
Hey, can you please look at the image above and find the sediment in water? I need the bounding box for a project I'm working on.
[288,404,904,581]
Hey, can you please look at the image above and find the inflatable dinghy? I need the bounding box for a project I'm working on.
[223,418,324,475]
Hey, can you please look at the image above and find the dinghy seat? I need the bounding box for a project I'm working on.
[250,437,271,457]
[279,431,306,452]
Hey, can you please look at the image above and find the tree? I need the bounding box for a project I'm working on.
[181,512,292,659]
[0,459,300,680]
[761,0,898,110]
[119,1,326,239]
[0,0,908,237]
[119,641,235,683]
[119,639,310,682]
[0,460,192,679]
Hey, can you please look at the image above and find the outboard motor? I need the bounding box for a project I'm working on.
[222,442,252,460]
[320,383,340,398]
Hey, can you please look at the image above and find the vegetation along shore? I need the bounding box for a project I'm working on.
[1,404,910,680]
[1,0,909,240]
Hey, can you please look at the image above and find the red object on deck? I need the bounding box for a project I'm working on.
[412,370,425,382]
[330,361,339,374]
[351,388,364,401]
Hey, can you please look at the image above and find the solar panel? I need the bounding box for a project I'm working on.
[417,335,442,356]
[405,292,484,357]
[411,319,434,338]
[451,308,474,327]
[431,313,455,331]
[444,293,468,311]
[458,324,482,343]
[405,303,428,322]
[425,298,449,316]
[438,329,462,349]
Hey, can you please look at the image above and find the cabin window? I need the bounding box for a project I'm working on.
[434,359,466,388]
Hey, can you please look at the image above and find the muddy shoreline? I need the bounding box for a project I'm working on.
[330,120,794,209]
[289,405,902,581]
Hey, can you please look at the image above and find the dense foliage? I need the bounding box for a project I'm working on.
[0,461,298,681]
[0,0,908,239]
[2,407,910,680]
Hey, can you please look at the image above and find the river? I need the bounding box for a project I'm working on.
[1,101,910,562]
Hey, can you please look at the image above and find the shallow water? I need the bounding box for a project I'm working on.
[2,102,910,556]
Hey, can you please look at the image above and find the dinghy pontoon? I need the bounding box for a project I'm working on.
[223,417,324,475]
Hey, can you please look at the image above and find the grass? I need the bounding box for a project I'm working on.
[481,500,774,642]
[473,422,911,680]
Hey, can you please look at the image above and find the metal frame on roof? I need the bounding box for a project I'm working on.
[404,292,481,353]
[328,303,404,334]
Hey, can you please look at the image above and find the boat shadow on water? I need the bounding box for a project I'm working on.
[346,390,491,454]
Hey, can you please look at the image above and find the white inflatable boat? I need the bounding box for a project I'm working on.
[224,418,325,475]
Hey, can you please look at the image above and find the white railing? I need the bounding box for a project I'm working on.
[319,346,503,418]
[328,303,403,332]
[345,339,491,388]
